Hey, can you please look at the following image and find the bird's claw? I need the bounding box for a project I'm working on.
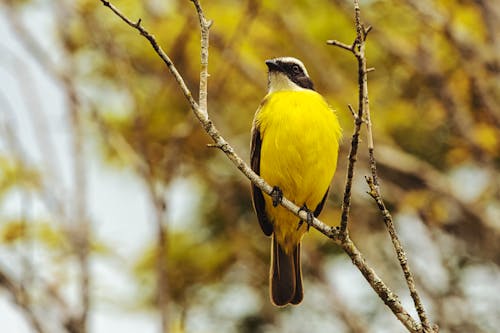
[297,204,314,231]
[271,186,283,207]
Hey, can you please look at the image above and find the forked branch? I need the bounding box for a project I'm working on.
[328,0,435,332]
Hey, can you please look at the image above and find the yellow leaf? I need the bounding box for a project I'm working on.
[1,220,27,243]
[472,123,499,153]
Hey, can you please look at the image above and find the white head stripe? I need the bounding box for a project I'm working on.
[274,56,309,76]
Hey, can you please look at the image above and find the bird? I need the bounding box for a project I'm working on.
[250,57,342,306]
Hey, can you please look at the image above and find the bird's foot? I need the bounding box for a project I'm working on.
[271,186,283,207]
[297,204,314,231]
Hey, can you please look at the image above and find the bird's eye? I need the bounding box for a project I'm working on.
[292,64,301,74]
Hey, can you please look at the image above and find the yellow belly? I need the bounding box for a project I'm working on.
[256,90,341,252]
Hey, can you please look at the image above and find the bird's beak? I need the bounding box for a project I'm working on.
[265,59,280,72]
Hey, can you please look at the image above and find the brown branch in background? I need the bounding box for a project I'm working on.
[0,97,46,333]
[59,16,91,326]
[66,76,90,333]
[0,269,46,333]
[4,4,91,332]
[0,265,79,333]
[0,95,83,332]
[91,97,171,331]
[100,1,429,332]
[331,1,435,332]
[55,8,91,331]
[147,180,170,333]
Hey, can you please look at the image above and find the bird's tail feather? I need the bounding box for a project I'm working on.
[270,235,303,306]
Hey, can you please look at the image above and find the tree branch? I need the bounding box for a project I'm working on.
[99,1,429,332]
[0,269,47,333]
[148,181,170,333]
[330,1,435,332]
[326,5,372,236]
[191,0,212,116]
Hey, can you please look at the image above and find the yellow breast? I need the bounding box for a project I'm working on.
[255,90,341,249]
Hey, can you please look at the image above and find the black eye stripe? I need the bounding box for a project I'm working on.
[271,59,315,90]
[276,61,304,75]
[287,63,302,74]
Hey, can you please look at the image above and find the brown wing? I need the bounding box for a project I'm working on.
[313,187,330,217]
[251,124,273,236]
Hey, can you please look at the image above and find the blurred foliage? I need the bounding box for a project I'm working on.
[0,155,41,198]
[0,218,111,255]
[1,0,499,332]
[134,230,237,304]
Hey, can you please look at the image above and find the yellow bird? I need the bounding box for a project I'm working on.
[251,57,342,306]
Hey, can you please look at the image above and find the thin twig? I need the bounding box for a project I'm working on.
[347,104,358,120]
[332,0,434,331]
[327,11,366,236]
[328,32,365,236]
[365,175,434,332]
[339,112,363,235]
[328,1,435,331]
[326,39,354,52]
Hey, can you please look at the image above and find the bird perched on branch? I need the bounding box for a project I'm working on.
[251,57,342,306]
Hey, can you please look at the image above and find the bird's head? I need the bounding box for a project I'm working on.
[265,57,314,92]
